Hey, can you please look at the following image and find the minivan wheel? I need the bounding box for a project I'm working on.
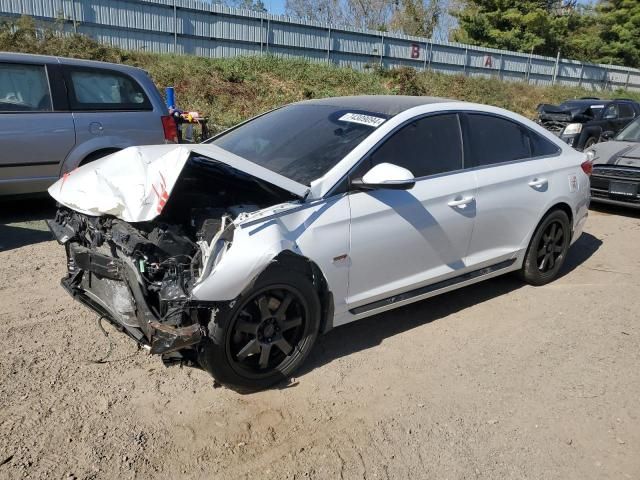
[198,268,320,392]
[519,209,571,286]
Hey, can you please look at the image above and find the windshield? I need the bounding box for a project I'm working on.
[616,118,640,142]
[209,104,387,185]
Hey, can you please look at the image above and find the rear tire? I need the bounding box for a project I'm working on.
[197,267,320,392]
[519,209,571,286]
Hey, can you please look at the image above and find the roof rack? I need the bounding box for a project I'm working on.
[579,97,600,100]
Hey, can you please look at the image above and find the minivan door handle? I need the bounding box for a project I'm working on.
[448,195,475,208]
[528,178,548,189]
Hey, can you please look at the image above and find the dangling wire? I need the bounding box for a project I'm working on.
[87,315,113,364]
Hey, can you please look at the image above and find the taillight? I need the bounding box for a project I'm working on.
[581,160,593,176]
[161,115,178,143]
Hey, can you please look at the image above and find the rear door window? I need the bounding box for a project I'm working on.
[0,63,52,112]
[618,103,636,119]
[462,113,531,167]
[64,67,151,111]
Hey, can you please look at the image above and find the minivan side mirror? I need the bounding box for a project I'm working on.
[351,163,416,191]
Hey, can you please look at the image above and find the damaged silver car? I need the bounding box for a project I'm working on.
[48,96,590,391]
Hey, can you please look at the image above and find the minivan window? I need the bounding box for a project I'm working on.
[66,68,151,110]
[463,114,531,167]
[0,63,52,112]
[367,113,463,178]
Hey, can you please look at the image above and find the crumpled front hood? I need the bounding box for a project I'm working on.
[48,144,309,223]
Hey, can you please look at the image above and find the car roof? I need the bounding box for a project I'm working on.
[0,51,145,73]
[562,98,638,106]
[562,99,610,105]
[296,95,456,116]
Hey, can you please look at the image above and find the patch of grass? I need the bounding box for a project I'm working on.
[2,16,640,131]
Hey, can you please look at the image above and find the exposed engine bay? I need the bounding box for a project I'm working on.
[47,154,299,364]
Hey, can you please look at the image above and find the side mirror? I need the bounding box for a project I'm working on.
[601,131,614,141]
[351,163,416,191]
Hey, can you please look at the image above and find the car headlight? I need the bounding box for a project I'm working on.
[563,123,583,135]
[586,150,596,162]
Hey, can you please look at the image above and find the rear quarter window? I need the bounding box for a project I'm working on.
[463,113,560,167]
[64,67,151,111]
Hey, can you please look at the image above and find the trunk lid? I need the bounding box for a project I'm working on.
[48,144,309,222]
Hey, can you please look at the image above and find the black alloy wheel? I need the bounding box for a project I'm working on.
[198,267,320,391]
[519,209,571,286]
[228,286,308,377]
[536,220,565,273]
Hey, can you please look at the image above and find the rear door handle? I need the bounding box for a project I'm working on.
[448,196,475,208]
[528,178,548,189]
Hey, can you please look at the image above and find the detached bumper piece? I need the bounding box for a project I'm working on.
[148,322,204,355]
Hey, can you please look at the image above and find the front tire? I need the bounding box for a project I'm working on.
[519,209,571,286]
[197,267,320,392]
[582,136,597,150]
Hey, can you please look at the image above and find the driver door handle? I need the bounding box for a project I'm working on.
[528,178,548,189]
[448,196,475,208]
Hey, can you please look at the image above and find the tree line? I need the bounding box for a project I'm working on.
[228,0,639,68]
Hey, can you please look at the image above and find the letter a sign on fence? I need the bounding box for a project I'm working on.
[484,55,493,68]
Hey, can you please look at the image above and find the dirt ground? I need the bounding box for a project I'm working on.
[0,199,638,480]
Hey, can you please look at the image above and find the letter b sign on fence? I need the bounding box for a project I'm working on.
[411,44,420,59]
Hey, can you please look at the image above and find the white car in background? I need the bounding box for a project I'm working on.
[47,96,591,391]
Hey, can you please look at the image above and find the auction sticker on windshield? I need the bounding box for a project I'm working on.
[339,113,386,127]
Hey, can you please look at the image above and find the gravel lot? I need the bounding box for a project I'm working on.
[0,199,639,480]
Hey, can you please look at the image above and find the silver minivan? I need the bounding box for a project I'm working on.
[0,52,175,196]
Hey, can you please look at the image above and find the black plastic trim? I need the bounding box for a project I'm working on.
[349,259,516,315]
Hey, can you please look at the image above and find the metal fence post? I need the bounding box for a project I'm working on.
[266,17,270,53]
[327,26,331,63]
[625,71,631,90]
[525,47,533,83]
[551,50,560,85]
[70,0,77,34]
[498,52,503,80]
[173,0,177,53]
[578,63,584,88]
[379,32,384,67]
[463,47,468,75]
[423,40,428,71]
[260,17,263,54]
[427,40,433,71]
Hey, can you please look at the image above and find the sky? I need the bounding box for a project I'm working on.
[266,0,286,15]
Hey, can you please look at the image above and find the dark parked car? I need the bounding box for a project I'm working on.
[586,117,640,208]
[536,98,640,151]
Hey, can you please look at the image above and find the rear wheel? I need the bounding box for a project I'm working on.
[519,209,571,286]
[198,268,320,391]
